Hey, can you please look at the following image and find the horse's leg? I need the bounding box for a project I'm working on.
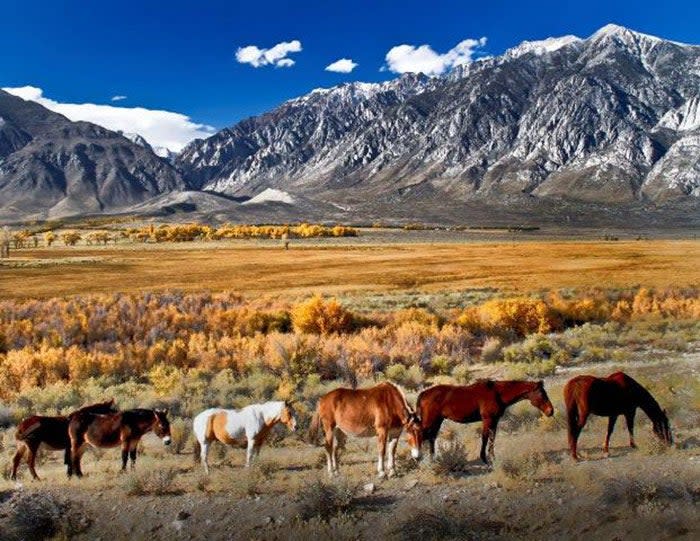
[479,417,498,465]
[129,440,139,470]
[72,444,86,478]
[486,417,500,464]
[27,442,41,480]
[603,416,618,457]
[64,447,73,477]
[375,428,388,478]
[11,443,26,480]
[426,418,444,460]
[121,441,130,472]
[625,409,637,449]
[387,436,399,477]
[323,423,335,475]
[245,438,256,467]
[567,404,587,461]
[200,441,211,475]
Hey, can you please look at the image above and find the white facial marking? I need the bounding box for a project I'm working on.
[411,447,422,459]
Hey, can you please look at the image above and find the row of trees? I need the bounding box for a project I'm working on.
[1,222,359,250]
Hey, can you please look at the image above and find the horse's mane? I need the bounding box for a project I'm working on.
[69,399,116,418]
[623,374,666,420]
[382,381,415,414]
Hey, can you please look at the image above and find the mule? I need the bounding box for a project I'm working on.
[309,381,422,478]
[416,380,554,465]
[11,399,117,480]
[564,371,672,460]
[68,408,171,477]
[192,401,297,474]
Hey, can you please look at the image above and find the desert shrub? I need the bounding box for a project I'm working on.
[505,359,557,379]
[389,505,504,541]
[431,441,470,476]
[295,479,356,522]
[428,355,453,376]
[496,449,546,481]
[480,336,503,362]
[123,467,179,496]
[501,334,571,366]
[292,296,356,335]
[450,363,471,384]
[0,490,90,540]
[168,417,191,454]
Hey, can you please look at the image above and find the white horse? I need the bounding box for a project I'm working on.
[193,401,297,474]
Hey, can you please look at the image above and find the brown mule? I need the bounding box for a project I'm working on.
[416,380,554,465]
[309,381,422,478]
[11,399,117,480]
[68,408,171,477]
[564,371,672,460]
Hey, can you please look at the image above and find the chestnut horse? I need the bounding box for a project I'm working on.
[309,381,422,478]
[564,371,672,460]
[416,380,554,465]
[11,399,117,480]
[68,408,171,477]
[192,401,297,474]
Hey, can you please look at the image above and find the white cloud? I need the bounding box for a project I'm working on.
[2,86,215,153]
[111,95,127,101]
[235,40,302,68]
[325,58,358,73]
[385,37,487,75]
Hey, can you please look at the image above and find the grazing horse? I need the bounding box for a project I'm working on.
[416,380,554,465]
[192,401,297,474]
[11,399,117,480]
[309,381,423,478]
[564,371,672,460]
[68,408,171,477]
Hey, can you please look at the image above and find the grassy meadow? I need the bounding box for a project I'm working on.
[0,225,698,540]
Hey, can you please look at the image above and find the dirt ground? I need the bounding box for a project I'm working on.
[1,354,698,540]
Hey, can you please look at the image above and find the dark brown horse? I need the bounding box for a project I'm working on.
[416,380,554,465]
[564,371,672,460]
[68,408,171,477]
[11,399,117,480]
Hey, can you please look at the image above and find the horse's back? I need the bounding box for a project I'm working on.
[318,383,406,434]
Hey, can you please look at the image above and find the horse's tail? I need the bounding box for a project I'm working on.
[563,380,579,434]
[308,409,321,445]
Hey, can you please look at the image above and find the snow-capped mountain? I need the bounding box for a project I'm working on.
[177,24,700,216]
[0,90,186,220]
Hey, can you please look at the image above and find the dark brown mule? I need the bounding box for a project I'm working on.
[416,380,554,465]
[11,399,117,480]
[564,371,672,460]
[309,381,423,478]
[68,408,171,477]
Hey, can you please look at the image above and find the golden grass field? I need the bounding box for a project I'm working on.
[2,238,699,300]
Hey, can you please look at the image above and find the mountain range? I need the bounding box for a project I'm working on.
[2,24,699,226]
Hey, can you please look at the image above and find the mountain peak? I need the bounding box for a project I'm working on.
[505,35,582,59]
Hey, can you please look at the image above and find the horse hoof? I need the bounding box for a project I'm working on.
[377,472,386,479]
[388,469,396,478]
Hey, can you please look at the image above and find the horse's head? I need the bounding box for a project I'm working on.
[280,402,298,432]
[153,408,172,445]
[404,411,423,460]
[529,381,554,417]
[653,409,673,445]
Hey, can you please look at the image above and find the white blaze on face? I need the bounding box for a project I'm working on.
[411,447,422,459]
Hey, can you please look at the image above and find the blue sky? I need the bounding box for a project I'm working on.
[2,0,699,150]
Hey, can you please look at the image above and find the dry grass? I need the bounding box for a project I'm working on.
[1,239,698,299]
